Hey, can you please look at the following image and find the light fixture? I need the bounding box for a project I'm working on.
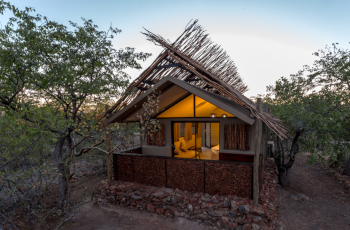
[210,113,216,118]
[222,114,227,118]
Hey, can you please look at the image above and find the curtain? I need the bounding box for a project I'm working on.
[173,123,180,142]
[197,123,202,137]
[184,123,192,141]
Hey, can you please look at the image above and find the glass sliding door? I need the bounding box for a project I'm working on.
[173,122,219,160]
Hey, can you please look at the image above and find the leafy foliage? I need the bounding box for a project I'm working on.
[0,1,151,228]
[266,43,350,166]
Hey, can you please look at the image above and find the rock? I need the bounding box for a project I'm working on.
[229,212,236,218]
[229,222,238,229]
[156,207,165,214]
[297,193,310,201]
[238,205,250,214]
[251,208,265,216]
[107,195,115,203]
[207,211,221,217]
[212,195,220,204]
[133,191,141,196]
[251,223,261,230]
[131,194,142,200]
[194,209,202,214]
[243,223,252,230]
[171,196,177,204]
[290,195,298,201]
[164,209,174,218]
[146,203,155,212]
[236,217,245,224]
[164,188,174,194]
[252,215,262,224]
[221,216,230,223]
[187,204,194,212]
[224,198,231,208]
[152,191,164,197]
[174,211,185,217]
[231,200,239,211]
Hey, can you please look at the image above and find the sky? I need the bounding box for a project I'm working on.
[1,0,350,98]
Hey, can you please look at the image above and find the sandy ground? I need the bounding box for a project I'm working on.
[277,155,350,230]
[62,203,213,230]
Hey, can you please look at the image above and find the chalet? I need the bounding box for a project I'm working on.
[103,21,287,201]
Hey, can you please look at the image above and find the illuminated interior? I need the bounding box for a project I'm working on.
[173,122,220,160]
[195,96,234,117]
[157,94,194,118]
[157,94,234,118]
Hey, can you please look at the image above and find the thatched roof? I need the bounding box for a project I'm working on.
[106,20,288,139]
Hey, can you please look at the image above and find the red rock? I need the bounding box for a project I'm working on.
[156,207,165,214]
[146,203,155,212]
[243,223,252,230]
[229,222,238,228]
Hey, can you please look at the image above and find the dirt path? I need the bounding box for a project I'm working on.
[277,155,350,230]
[62,203,212,230]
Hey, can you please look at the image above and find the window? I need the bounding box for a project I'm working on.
[157,94,234,118]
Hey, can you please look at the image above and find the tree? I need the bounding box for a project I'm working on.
[0,0,151,212]
[266,43,350,186]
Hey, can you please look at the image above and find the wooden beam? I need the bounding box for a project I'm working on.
[154,63,183,69]
[184,73,201,82]
[253,98,262,206]
[105,105,113,184]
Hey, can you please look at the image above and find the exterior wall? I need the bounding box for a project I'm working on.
[219,118,256,155]
[142,146,172,157]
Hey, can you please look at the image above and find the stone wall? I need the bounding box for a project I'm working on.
[96,159,277,230]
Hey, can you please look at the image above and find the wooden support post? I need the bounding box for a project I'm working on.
[105,105,112,184]
[262,103,269,172]
[253,98,262,206]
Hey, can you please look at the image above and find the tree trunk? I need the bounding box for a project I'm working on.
[275,129,303,187]
[343,155,350,176]
[55,135,69,211]
[278,168,291,187]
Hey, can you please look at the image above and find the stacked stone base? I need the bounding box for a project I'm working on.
[95,160,277,230]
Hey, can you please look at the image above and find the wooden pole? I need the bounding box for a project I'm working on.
[105,105,112,184]
[253,98,262,206]
[262,103,268,172]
